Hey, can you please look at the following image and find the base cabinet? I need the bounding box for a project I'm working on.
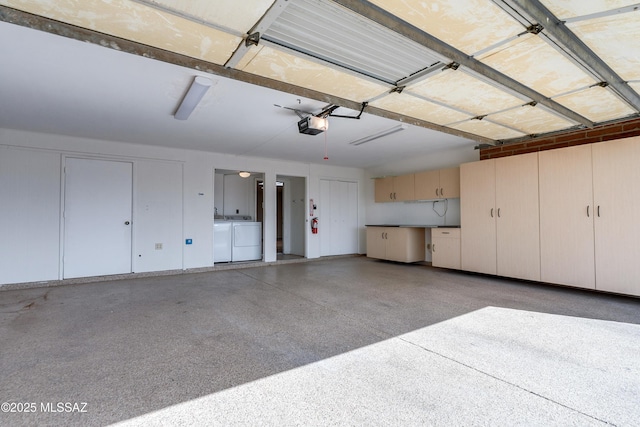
[366,227,425,263]
[432,228,460,269]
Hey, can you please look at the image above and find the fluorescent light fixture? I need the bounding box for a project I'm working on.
[174,76,212,120]
[349,124,407,146]
[239,171,251,178]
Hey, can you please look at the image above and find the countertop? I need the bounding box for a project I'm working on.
[365,224,460,228]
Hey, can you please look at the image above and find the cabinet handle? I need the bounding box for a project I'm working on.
[440,188,444,196]
[597,205,600,217]
[382,232,385,239]
[433,243,436,252]
[490,208,494,218]
[390,192,393,200]
[436,188,439,197]
[385,232,388,239]
[587,205,590,217]
[497,208,501,218]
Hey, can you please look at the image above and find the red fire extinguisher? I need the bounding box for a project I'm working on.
[311,217,319,234]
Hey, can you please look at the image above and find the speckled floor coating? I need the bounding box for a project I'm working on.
[1,256,639,426]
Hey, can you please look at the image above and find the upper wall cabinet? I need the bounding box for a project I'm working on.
[374,174,415,202]
[374,166,459,203]
[415,167,460,200]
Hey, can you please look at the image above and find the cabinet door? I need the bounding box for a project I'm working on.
[414,170,440,200]
[374,177,394,202]
[393,174,415,201]
[439,167,460,198]
[539,145,595,289]
[460,160,497,275]
[432,229,460,269]
[386,227,425,263]
[495,152,540,281]
[366,227,387,259]
[593,137,640,296]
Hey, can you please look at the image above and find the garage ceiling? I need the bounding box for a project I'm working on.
[1,0,639,167]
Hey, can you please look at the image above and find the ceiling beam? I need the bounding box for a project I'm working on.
[495,0,640,113]
[331,0,595,128]
[0,5,494,145]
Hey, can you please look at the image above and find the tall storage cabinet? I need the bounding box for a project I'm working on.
[460,153,540,281]
[539,144,595,289]
[460,160,497,275]
[592,138,640,296]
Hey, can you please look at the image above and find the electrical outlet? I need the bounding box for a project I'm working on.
[155,243,163,250]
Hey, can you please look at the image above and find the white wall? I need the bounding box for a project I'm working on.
[0,128,366,285]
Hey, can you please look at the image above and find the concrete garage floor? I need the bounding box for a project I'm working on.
[1,256,639,426]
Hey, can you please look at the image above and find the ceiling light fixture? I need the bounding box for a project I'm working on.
[239,171,251,178]
[349,124,407,146]
[174,76,212,120]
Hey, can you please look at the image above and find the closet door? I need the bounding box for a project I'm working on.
[592,137,640,296]
[495,152,540,281]
[460,159,496,275]
[320,179,358,256]
[539,145,595,289]
[64,158,132,278]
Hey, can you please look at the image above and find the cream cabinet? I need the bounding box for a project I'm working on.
[592,138,640,296]
[432,228,460,269]
[539,144,596,289]
[415,167,460,200]
[374,174,415,202]
[460,153,540,281]
[366,226,425,263]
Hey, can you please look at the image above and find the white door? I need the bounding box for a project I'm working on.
[320,179,358,256]
[64,158,133,278]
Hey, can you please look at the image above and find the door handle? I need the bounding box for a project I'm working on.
[124,221,130,225]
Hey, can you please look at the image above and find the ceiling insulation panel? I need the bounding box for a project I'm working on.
[262,0,444,84]
[144,0,275,34]
[477,34,597,98]
[553,85,637,122]
[407,69,527,116]
[2,0,240,65]
[489,105,576,135]
[540,0,639,19]
[450,119,526,140]
[370,93,472,125]
[567,12,640,81]
[369,0,523,56]
[237,45,390,101]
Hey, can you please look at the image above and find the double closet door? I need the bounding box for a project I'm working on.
[319,179,358,256]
